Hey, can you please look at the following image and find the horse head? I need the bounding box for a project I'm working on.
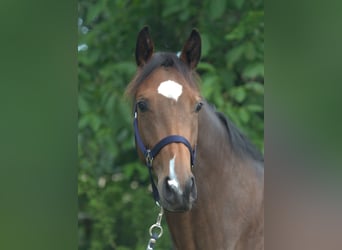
[128,27,203,212]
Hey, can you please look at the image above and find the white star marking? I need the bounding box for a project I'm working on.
[157,80,183,101]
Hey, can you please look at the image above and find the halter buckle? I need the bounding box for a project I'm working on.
[145,149,154,167]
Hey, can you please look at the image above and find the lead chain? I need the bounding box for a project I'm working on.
[146,206,164,250]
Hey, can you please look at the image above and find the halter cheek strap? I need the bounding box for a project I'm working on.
[133,105,196,203]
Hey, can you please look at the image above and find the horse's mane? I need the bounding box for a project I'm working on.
[213,106,264,163]
[126,52,199,98]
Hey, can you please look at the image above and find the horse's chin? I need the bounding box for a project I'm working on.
[163,206,192,213]
[161,200,194,213]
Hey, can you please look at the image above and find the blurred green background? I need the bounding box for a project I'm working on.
[78,0,264,249]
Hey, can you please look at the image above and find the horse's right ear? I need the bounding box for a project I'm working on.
[135,26,154,67]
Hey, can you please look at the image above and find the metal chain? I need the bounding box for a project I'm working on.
[146,205,164,250]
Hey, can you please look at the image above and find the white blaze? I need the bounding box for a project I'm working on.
[168,155,180,189]
[157,80,183,101]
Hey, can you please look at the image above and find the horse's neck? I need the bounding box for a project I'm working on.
[196,104,264,205]
[165,105,264,250]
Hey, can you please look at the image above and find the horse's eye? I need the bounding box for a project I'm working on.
[195,102,203,112]
[137,101,148,112]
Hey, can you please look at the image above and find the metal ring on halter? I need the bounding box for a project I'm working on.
[149,223,163,238]
[149,206,164,239]
[145,149,153,167]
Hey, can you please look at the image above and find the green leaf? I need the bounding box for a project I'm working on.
[105,93,116,115]
[230,87,247,103]
[234,0,245,9]
[245,82,264,94]
[113,61,136,75]
[242,62,264,79]
[238,108,250,123]
[226,44,245,67]
[201,74,220,98]
[245,41,256,60]
[209,0,226,20]
[246,104,263,112]
[162,0,189,17]
[79,113,101,131]
[86,0,104,23]
[78,94,89,114]
[225,26,245,41]
[197,62,216,73]
[200,33,211,58]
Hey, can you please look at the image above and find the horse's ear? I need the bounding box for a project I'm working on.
[180,29,201,69]
[135,26,154,67]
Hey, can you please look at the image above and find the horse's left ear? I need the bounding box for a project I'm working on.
[180,29,201,69]
[135,26,154,67]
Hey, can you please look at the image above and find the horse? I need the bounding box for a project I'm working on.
[126,26,264,250]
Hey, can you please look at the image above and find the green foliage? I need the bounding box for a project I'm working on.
[78,0,263,249]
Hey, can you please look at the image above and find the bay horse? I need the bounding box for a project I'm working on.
[126,27,264,250]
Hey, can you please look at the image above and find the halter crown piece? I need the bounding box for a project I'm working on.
[133,103,196,203]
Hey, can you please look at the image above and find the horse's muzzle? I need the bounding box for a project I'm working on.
[161,176,197,212]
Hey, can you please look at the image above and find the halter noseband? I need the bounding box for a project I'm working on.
[133,104,196,203]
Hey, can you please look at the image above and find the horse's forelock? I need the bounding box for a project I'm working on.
[126,52,199,98]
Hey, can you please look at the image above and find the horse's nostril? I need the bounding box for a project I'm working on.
[163,177,178,201]
[188,176,197,199]
[183,176,195,196]
[165,177,172,191]
[191,177,195,191]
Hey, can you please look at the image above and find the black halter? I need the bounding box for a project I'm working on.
[133,104,196,203]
